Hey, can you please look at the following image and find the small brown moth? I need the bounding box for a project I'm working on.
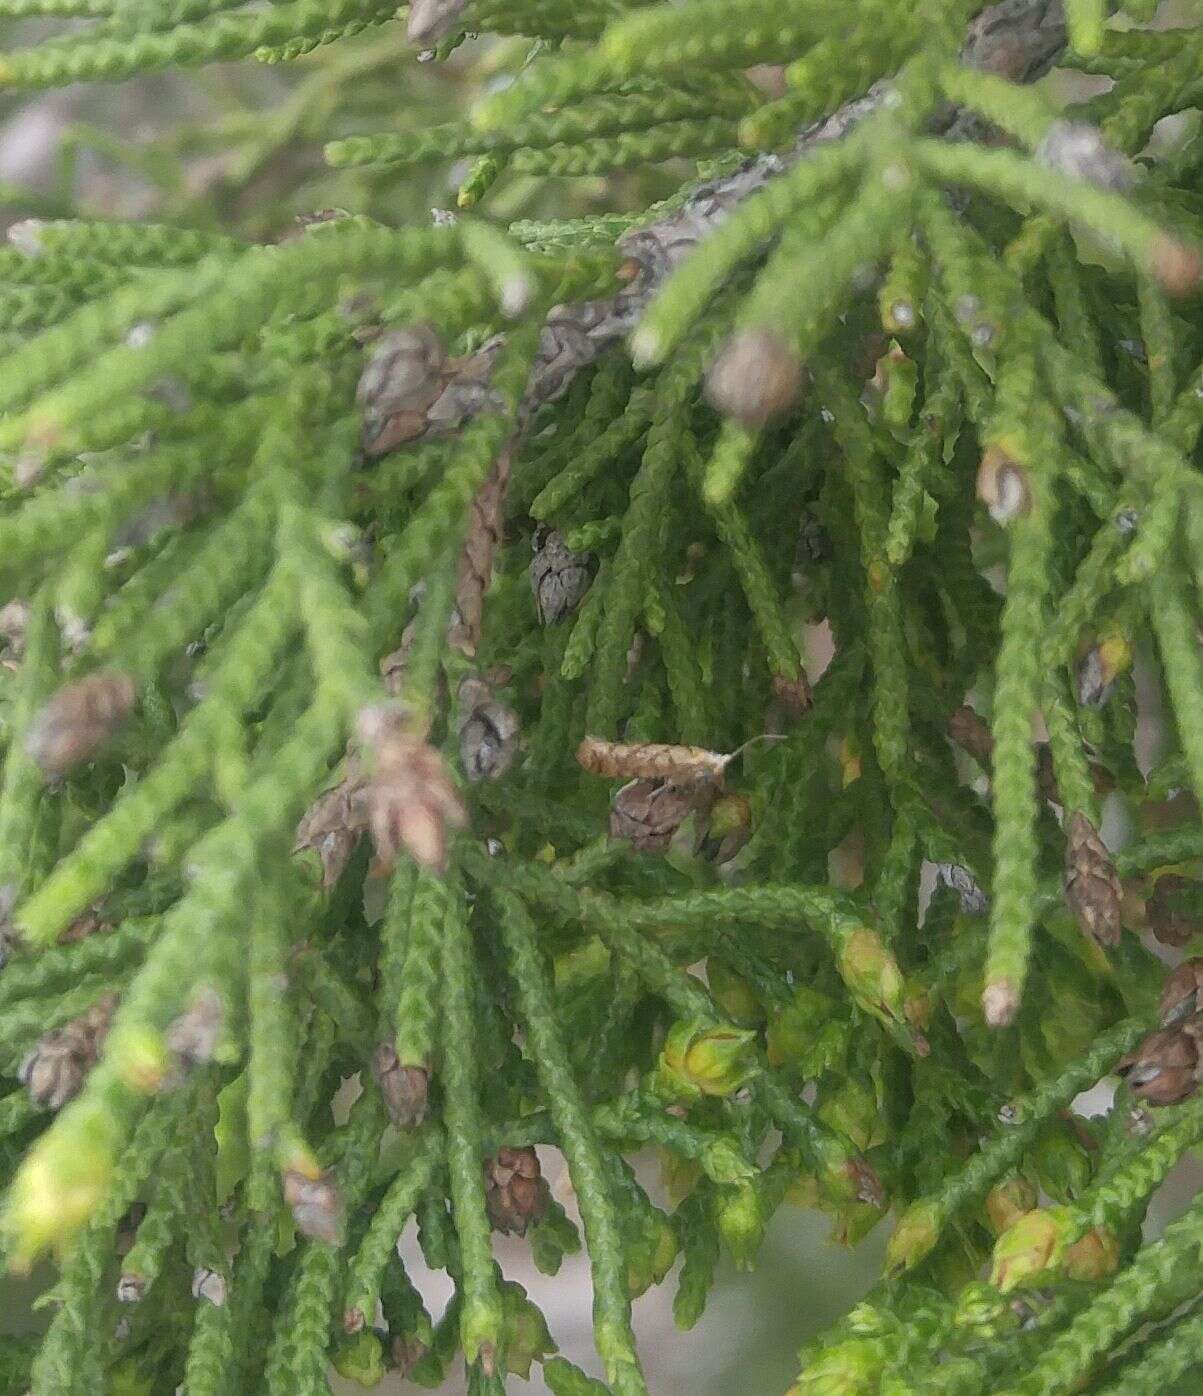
[576,734,781,786]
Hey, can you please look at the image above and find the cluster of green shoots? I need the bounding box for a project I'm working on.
[4,0,1203,1392]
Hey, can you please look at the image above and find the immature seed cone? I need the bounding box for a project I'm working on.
[1117,1018,1203,1105]
[610,778,699,853]
[26,670,136,776]
[370,1042,429,1128]
[357,705,467,874]
[1147,875,1203,950]
[19,993,118,1110]
[1159,957,1203,1027]
[706,329,802,425]
[484,1147,550,1235]
[529,527,593,625]
[1064,812,1122,948]
[283,1169,345,1244]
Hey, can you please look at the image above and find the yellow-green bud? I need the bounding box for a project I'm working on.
[885,1199,941,1275]
[767,988,847,1072]
[785,1169,821,1208]
[706,956,764,1025]
[458,1295,503,1369]
[332,1331,386,1387]
[655,1020,757,1103]
[990,1207,1071,1292]
[5,1102,118,1267]
[553,935,610,990]
[836,928,908,1029]
[714,1181,766,1270]
[953,1280,1019,1339]
[814,1134,886,1212]
[699,1133,758,1185]
[108,1022,171,1093]
[626,1215,678,1297]
[650,1214,679,1283]
[107,1358,155,1396]
[1032,1126,1094,1203]
[829,1198,889,1246]
[791,1338,887,1394]
[701,793,754,864]
[817,1075,886,1152]
[843,1301,895,1337]
[501,1282,554,1379]
[659,1150,702,1205]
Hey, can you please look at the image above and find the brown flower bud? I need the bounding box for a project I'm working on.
[0,600,29,659]
[530,527,593,626]
[705,329,802,425]
[283,1169,345,1245]
[165,986,225,1074]
[984,1174,1039,1235]
[1035,122,1133,192]
[294,773,370,890]
[948,704,994,765]
[771,673,812,719]
[457,677,520,783]
[357,325,447,456]
[1147,876,1203,950]
[371,1042,429,1128]
[484,1147,550,1236]
[933,862,989,915]
[191,1266,228,1306]
[1064,812,1122,948]
[1117,1021,1203,1106]
[357,705,467,874]
[58,908,111,944]
[977,447,1030,525]
[1159,958,1203,1027]
[19,992,118,1110]
[26,670,136,776]
[391,1333,432,1378]
[1151,235,1202,298]
[610,778,700,853]
[117,1272,147,1304]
